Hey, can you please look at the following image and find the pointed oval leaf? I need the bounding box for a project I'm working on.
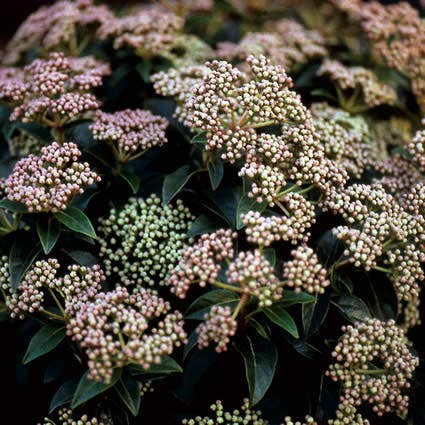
[331,295,371,323]
[185,289,240,320]
[37,216,60,254]
[115,375,141,416]
[162,165,197,204]
[0,199,28,213]
[9,234,41,291]
[208,155,224,190]
[234,333,278,405]
[23,324,66,364]
[187,214,223,238]
[54,207,96,239]
[49,378,79,413]
[278,291,316,307]
[263,305,299,338]
[120,171,141,194]
[71,368,121,408]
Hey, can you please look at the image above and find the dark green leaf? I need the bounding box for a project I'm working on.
[331,295,371,323]
[23,324,66,364]
[115,374,141,416]
[278,291,316,307]
[205,186,243,228]
[285,338,322,360]
[55,207,96,239]
[183,330,198,360]
[185,289,240,320]
[0,199,28,213]
[366,271,398,321]
[187,214,223,238]
[249,318,271,340]
[128,355,182,376]
[9,234,41,291]
[63,250,99,267]
[302,294,330,338]
[120,171,141,194]
[234,333,278,405]
[262,248,276,267]
[190,133,207,146]
[49,378,79,413]
[317,230,343,267]
[136,60,152,83]
[37,216,60,254]
[72,369,121,408]
[208,155,224,190]
[162,165,197,204]
[263,305,299,338]
[236,194,267,229]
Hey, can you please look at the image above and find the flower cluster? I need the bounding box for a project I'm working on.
[227,250,282,307]
[67,286,187,383]
[2,0,113,64]
[90,109,168,162]
[217,18,327,70]
[283,245,330,295]
[0,53,108,132]
[98,194,193,288]
[327,319,419,417]
[183,55,308,162]
[318,59,397,110]
[196,305,237,352]
[168,229,236,298]
[98,5,183,59]
[324,181,425,327]
[2,258,60,319]
[311,103,377,177]
[182,399,268,425]
[56,264,105,316]
[151,64,210,122]
[243,193,316,247]
[6,142,100,212]
[350,1,425,111]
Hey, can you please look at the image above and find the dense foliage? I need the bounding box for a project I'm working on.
[1,0,425,424]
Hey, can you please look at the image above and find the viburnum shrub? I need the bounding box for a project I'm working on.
[1,0,425,423]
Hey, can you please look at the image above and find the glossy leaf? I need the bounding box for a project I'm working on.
[185,289,240,320]
[9,234,41,291]
[72,369,121,408]
[234,333,278,405]
[120,171,141,194]
[55,207,96,239]
[115,374,141,416]
[236,194,267,229]
[37,216,60,254]
[262,248,276,267]
[208,155,224,190]
[23,324,66,364]
[263,305,299,338]
[278,291,316,307]
[0,199,28,213]
[302,294,330,338]
[331,295,371,323]
[187,214,223,238]
[162,165,196,204]
[49,378,79,413]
